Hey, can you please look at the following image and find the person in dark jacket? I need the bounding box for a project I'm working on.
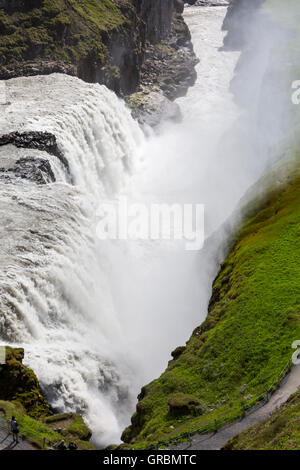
[68,441,78,451]
[9,416,19,443]
[57,439,67,450]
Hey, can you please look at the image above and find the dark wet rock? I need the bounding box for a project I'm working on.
[0,61,77,81]
[137,386,148,401]
[171,346,186,360]
[0,157,56,185]
[127,87,182,128]
[0,132,68,171]
[208,286,221,312]
[138,14,198,103]
[186,0,229,6]
[125,9,198,128]
[0,131,60,157]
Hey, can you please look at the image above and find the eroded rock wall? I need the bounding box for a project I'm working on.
[0,0,195,98]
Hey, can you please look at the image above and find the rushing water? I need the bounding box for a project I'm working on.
[0,6,278,446]
[0,77,145,444]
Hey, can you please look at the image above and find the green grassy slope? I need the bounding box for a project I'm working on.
[0,347,94,449]
[0,401,93,449]
[121,154,300,449]
[0,0,142,92]
[0,0,130,66]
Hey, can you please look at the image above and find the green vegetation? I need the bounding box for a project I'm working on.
[167,393,202,417]
[0,400,59,449]
[122,153,300,449]
[223,387,300,450]
[0,0,134,72]
[0,347,93,449]
[44,412,92,441]
[0,347,51,418]
[0,401,93,449]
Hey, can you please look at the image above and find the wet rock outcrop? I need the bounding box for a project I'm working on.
[0,347,51,417]
[0,61,76,81]
[0,131,68,172]
[186,1,229,5]
[138,0,198,101]
[126,88,182,127]
[0,157,56,184]
[125,0,198,126]
[0,131,61,158]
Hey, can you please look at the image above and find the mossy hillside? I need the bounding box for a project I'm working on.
[122,155,300,449]
[223,387,300,450]
[0,0,124,62]
[0,401,93,449]
[0,347,51,418]
[0,0,141,90]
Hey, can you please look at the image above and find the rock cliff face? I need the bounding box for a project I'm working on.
[0,347,51,417]
[0,0,196,99]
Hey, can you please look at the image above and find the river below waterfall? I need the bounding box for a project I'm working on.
[0,6,276,447]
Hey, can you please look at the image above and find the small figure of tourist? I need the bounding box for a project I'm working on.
[68,441,78,451]
[9,416,19,443]
[57,439,67,450]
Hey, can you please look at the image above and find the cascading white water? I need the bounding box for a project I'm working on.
[0,75,145,445]
[0,5,286,447]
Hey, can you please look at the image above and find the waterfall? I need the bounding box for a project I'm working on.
[0,8,241,448]
[0,74,145,446]
[0,74,143,195]
[0,4,289,448]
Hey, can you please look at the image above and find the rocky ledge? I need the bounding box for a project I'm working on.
[126,1,198,127]
[0,347,51,418]
[0,156,56,185]
[0,132,71,185]
[0,131,63,161]
[0,60,76,81]
[0,131,69,179]
[139,4,198,102]
[186,1,229,5]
